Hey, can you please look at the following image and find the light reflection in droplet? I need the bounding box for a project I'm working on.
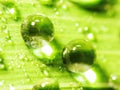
[84,69,96,83]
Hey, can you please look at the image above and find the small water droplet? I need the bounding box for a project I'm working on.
[0,56,7,70]
[32,78,60,90]
[82,27,97,42]
[62,39,96,71]
[1,17,7,23]
[109,74,120,87]
[1,25,7,30]
[75,23,79,27]
[86,33,97,42]
[42,70,49,76]
[1,1,21,21]
[61,4,68,10]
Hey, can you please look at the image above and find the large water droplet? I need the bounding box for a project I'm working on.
[21,14,62,64]
[21,14,54,41]
[62,39,96,70]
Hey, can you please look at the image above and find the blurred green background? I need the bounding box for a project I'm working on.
[0,0,120,89]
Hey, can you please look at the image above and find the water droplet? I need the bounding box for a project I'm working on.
[21,15,62,64]
[32,78,60,90]
[83,27,97,42]
[61,4,68,10]
[0,17,7,23]
[62,39,96,72]
[1,1,21,21]
[1,25,7,30]
[86,33,97,42]
[21,14,54,41]
[42,70,49,76]
[109,74,120,88]
[75,22,79,27]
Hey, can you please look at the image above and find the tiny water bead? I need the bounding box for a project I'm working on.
[62,39,96,68]
[0,1,21,21]
[21,15,54,42]
[21,14,62,64]
[82,27,97,42]
[32,78,60,90]
[0,55,7,70]
[70,0,117,11]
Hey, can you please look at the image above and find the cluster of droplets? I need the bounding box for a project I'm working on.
[74,23,97,43]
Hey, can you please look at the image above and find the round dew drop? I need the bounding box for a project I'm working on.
[62,39,96,72]
[21,14,54,43]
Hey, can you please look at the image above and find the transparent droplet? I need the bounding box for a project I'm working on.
[70,64,113,89]
[0,17,7,23]
[62,39,96,70]
[1,1,21,21]
[1,25,7,30]
[21,15,62,64]
[42,70,49,76]
[86,33,97,42]
[32,78,60,90]
[61,4,68,10]
[109,74,120,88]
[0,56,7,70]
